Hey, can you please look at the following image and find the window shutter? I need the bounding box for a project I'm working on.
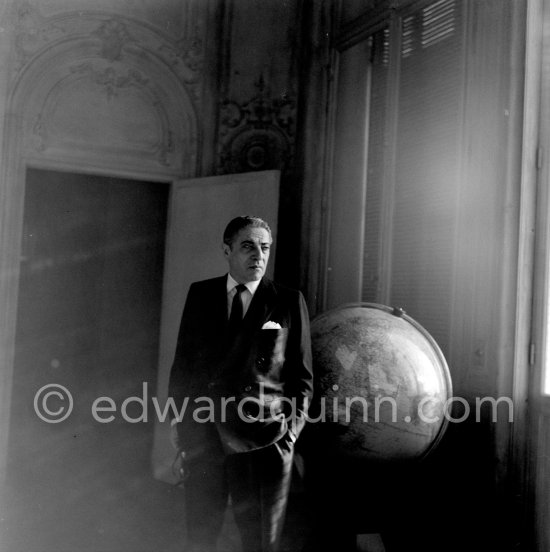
[362,0,464,355]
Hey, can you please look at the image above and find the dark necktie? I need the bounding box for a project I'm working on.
[229,284,247,328]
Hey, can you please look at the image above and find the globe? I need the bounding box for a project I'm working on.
[305,303,452,462]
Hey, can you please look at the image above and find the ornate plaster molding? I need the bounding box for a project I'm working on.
[7,1,204,175]
[11,1,204,103]
[217,76,297,176]
[70,62,150,99]
[27,61,174,166]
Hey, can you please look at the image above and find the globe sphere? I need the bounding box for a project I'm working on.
[307,303,452,462]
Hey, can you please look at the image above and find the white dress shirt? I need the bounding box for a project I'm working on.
[226,273,261,319]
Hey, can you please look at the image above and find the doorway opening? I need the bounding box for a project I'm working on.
[3,168,188,551]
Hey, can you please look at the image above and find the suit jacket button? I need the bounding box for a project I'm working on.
[244,385,252,392]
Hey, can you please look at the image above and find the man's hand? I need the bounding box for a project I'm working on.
[171,444,188,486]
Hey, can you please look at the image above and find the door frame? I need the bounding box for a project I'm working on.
[0,157,177,485]
[521,0,550,549]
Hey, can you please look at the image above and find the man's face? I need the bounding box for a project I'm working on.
[223,225,272,283]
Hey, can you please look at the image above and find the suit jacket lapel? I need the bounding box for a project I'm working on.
[207,275,230,331]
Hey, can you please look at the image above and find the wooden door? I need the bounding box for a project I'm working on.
[150,171,280,482]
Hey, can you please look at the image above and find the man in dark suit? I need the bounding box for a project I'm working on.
[168,215,313,552]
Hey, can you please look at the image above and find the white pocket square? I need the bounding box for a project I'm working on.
[262,321,282,329]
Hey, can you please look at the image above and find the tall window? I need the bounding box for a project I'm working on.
[362,0,465,354]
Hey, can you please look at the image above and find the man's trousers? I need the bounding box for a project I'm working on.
[183,425,294,552]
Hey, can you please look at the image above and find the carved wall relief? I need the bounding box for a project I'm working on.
[30,60,174,167]
[9,1,206,176]
[217,76,297,176]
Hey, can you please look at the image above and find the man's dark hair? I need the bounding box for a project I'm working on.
[223,216,272,247]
